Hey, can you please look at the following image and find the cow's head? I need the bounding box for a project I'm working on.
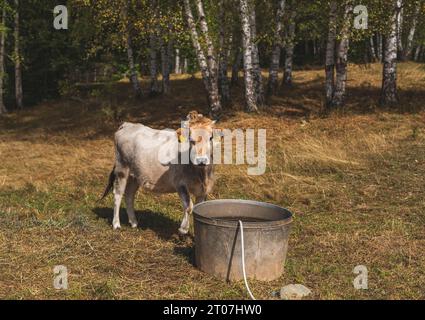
[177,111,218,166]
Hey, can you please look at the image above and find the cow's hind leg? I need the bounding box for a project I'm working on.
[125,176,139,228]
[177,186,193,235]
[112,167,129,230]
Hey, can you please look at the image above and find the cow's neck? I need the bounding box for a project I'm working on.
[187,163,214,189]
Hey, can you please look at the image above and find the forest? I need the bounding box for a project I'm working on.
[0,0,424,300]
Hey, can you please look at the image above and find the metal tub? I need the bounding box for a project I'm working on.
[193,199,293,281]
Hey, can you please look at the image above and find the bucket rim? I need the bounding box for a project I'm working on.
[193,199,293,229]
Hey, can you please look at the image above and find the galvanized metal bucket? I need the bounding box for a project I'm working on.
[193,199,293,281]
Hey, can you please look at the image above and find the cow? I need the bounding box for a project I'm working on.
[101,111,218,235]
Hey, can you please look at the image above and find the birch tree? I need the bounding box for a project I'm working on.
[377,34,383,61]
[325,1,337,107]
[249,2,264,106]
[403,1,422,60]
[149,33,160,95]
[414,44,422,60]
[283,9,296,87]
[183,0,221,117]
[380,1,399,106]
[369,37,377,62]
[175,49,181,74]
[218,0,230,105]
[267,0,285,96]
[14,0,23,109]
[160,39,171,94]
[332,2,353,107]
[396,0,404,56]
[239,0,257,112]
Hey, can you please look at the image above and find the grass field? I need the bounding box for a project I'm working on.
[0,63,424,299]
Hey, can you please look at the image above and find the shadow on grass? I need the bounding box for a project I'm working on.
[93,206,196,265]
[92,207,180,241]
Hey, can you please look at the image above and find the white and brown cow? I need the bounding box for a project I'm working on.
[101,111,217,234]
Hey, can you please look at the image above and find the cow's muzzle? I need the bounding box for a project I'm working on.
[194,156,209,166]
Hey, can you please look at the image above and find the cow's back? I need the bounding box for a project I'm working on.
[114,122,178,193]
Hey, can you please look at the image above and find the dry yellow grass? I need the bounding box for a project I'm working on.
[0,62,424,299]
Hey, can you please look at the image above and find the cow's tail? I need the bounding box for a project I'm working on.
[99,166,115,201]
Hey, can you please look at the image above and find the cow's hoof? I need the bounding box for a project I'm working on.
[113,224,121,230]
[178,227,189,235]
[130,222,138,228]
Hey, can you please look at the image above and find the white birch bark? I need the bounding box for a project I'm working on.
[403,1,421,60]
[369,37,377,62]
[396,0,404,55]
[218,0,230,105]
[195,0,221,115]
[249,2,264,106]
[183,0,221,116]
[332,2,352,107]
[325,1,337,107]
[239,0,257,112]
[175,49,181,74]
[377,33,383,62]
[267,0,286,96]
[380,2,399,106]
[183,58,188,73]
[414,45,422,61]
[283,9,296,87]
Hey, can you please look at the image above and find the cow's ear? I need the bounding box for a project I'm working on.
[176,128,187,143]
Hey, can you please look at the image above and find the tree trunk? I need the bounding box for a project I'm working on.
[403,1,420,60]
[194,0,221,116]
[325,1,337,108]
[377,34,383,62]
[396,0,404,56]
[369,37,377,62]
[0,4,7,114]
[160,39,171,94]
[249,3,264,106]
[175,49,181,74]
[283,10,296,87]
[267,0,286,96]
[183,58,188,73]
[380,3,399,106]
[231,41,242,86]
[414,45,422,61]
[218,0,230,105]
[14,0,23,109]
[239,0,257,112]
[183,0,221,117]
[124,0,142,98]
[331,2,353,108]
[149,34,160,95]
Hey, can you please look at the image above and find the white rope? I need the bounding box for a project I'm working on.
[239,220,256,300]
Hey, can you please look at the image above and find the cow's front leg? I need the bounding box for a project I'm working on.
[177,186,193,235]
[195,195,207,204]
